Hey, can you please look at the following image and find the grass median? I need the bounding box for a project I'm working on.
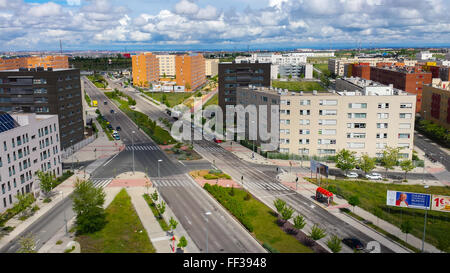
[307,178,450,252]
[145,92,194,107]
[203,184,313,253]
[76,189,156,253]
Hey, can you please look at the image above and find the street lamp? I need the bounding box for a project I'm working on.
[158,159,163,177]
[204,211,212,253]
[60,191,68,235]
[422,185,430,253]
[132,131,135,174]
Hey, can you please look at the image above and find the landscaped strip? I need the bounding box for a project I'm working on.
[306,178,450,251]
[143,194,170,231]
[203,184,313,253]
[144,92,194,108]
[272,80,325,92]
[76,189,156,253]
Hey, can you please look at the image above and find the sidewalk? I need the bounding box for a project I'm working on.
[279,172,441,253]
[0,171,85,250]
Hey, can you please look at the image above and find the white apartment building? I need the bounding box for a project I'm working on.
[336,77,400,95]
[205,59,219,77]
[0,113,61,213]
[236,86,416,160]
[416,51,433,61]
[328,57,396,76]
[156,54,176,77]
[235,53,308,65]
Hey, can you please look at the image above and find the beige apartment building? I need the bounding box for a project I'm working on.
[421,85,450,130]
[329,57,396,76]
[205,59,219,77]
[236,86,416,159]
[156,54,176,77]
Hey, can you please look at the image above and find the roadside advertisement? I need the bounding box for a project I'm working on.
[431,195,450,212]
[386,191,431,210]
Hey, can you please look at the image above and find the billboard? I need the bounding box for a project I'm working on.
[431,195,450,212]
[386,191,431,210]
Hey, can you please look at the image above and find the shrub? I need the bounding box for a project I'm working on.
[244,193,251,201]
[310,224,327,240]
[56,240,63,245]
[327,235,342,253]
[204,174,218,180]
[262,242,280,253]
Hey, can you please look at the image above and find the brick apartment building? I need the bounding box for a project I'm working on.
[370,66,432,112]
[0,67,84,149]
[132,53,160,87]
[421,85,450,130]
[0,55,69,71]
[175,54,206,91]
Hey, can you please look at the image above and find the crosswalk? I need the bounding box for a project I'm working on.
[152,178,195,188]
[198,146,225,153]
[125,145,159,151]
[244,182,291,192]
[91,178,113,188]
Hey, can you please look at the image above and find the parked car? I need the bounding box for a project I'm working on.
[346,172,359,179]
[114,134,120,140]
[116,126,121,131]
[104,101,107,105]
[342,238,364,251]
[366,173,383,180]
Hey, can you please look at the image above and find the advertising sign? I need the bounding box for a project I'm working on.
[431,195,450,212]
[386,191,431,210]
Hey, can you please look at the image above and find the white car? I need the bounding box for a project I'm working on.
[366,173,383,180]
[346,172,359,178]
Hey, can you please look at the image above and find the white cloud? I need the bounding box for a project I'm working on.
[67,0,81,6]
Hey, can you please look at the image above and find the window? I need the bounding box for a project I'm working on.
[378,103,389,109]
[319,129,336,135]
[347,133,366,139]
[280,109,290,115]
[377,123,388,129]
[400,103,412,109]
[320,100,338,106]
[399,113,412,119]
[299,129,310,135]
[318,139,336,145]
[299,119,310,125]
[280,119,290,125]
[398,143,410,148]
[349,103,367,109]
[280,148,289,153]
[300,100,310,106]
[399,123,411,129]
[347,123,366,129]
[280,138,290,144]
[376,143,387,149]
[319,119,337,125]
[377,113,389,119]
[319,109,337,116]
[281,100,291,106]
[280,129,290,135]
[348,113,367,119]
[347,142,365,149]
[299,139,310,144]
[319,149,336,155]
[376,133,388,139]
[398,133,411,139]
[298,148,309,155]
[300,110,310,115]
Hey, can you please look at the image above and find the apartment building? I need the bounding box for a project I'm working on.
[0,113,62,213]
[236,53,308,65]
[421,85,450,130]
[329,57,396,76]
[0,68,84,149]
[336,77,399,95]
[370,66,432,112]
[175,54,206,91]
[132,53,160,87]
[156,54,176,77]
[205,59,219,77]
[0,55,69,71]
[236,86,416,159]
[272,64,313,79]
[218,62,271,113]
[417,51,433,61]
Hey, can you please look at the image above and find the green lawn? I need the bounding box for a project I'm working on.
[203,93,218,109]
[145,92,195,107]
[272,80,325,92]
[76,189,156,253]
[308,178,450,252]
[313,64,330,74]
[204,184,313,253]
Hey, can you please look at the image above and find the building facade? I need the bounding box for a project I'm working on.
[0,68,84,149]
[329,57,396,77]
[156,54,176,77]
[236,86,416,159]
[0,113,62,213]
[205,59,219,78]
[218,62,271,113]
[0,55,69,71]
[175,54,206,91]
[132,53,160,87]
[421,85,450,130]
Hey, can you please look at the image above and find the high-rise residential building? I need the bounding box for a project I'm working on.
[329,57,396,77]
[416,51,433,61]
[205,59,219,78]
[0,112,62,213]
[336,77,399,95]
[132,53,160,87]
[370,66,432,112]
[218,62,271,113]
[156,54,176,77]
[175,54,206,91]
[0,67,84,149]
[0,55,69,71]
[421,85,450,130]
[236,86,416,159]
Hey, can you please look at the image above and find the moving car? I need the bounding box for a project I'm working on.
[366,173,383,180]
[342,238,364,251]
[104,101,107,105]
[110,109,114,114]
[213,137,223,143]
[346,172,359,179]
[116,126,121,131]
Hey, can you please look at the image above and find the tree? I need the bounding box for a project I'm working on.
[71,179,106,234]
[156,201,166,218]
[14,193,35,217]
[185,82,191,90]
[37,171,54,197]
[273,198,286,215]
[358,154,376,175]
[327,235,342,253]
[348,195,360,212]
[169,217,178,232]
[335,149,357,175]
[309,224,327,240]
[400,159,415,181]
[151,191,159,203]
[177,236,188,249]
[380,147,400,178]
[17,233,37,253]
[400,220,413,243]
[280,206,294,222]
[293,215,306,230]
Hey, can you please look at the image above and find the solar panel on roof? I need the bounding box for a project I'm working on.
[0,113,20,133]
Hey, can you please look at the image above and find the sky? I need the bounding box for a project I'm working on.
[1,0,450,51]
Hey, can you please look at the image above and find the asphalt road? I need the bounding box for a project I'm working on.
[414,132,450,171]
